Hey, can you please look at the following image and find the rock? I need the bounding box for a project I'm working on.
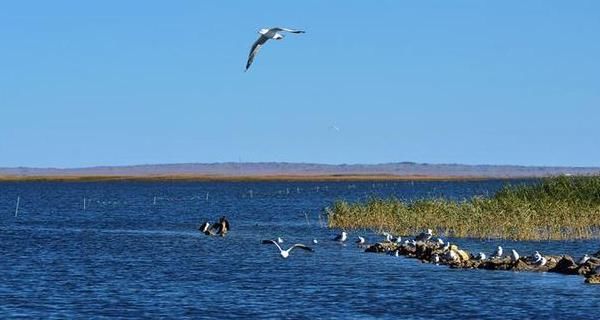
[584,274,600,284]
[576,258,600,276]
[365,242,397,253]
[549,256,579,275]
[456,249,470,262]
[512,259,533,271]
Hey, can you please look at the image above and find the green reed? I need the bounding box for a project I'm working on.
[327,176,600,240]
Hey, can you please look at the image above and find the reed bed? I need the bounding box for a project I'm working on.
[327,176,600,240]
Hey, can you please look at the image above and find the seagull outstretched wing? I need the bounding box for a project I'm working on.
[272,28,306,34]
[246,35,269,71]
[290,244,314,252]
[262,239,284,251]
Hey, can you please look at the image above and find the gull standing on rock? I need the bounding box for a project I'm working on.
[245,27,306,71]
[415,229,433,242]
[442,242,450,252]
[477,252,487,261]
[579,254,590,265]
[492,246,503,259]
[511,249,520,262]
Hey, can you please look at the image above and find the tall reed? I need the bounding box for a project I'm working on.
[327,176,600,240]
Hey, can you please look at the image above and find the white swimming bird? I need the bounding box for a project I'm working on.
[245,27,306,71]
[511,249,520,262]
[333,231,348,242]
[493,246,503,258]
[312,239,319,244]
[261,240,314,259]
[579,254,590,265]
[356,236,365,244]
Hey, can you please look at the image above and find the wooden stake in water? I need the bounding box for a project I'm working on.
[249,190,253,198]
[304,211,310,226]
[15,196,20,217]
[206,192,209,201]
[83,197,87,211]
[153,196,157,205]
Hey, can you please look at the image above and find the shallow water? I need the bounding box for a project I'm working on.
[0,180,598,319]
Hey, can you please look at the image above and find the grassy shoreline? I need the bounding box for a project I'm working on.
[327,176,600,240]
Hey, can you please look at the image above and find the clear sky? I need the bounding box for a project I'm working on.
[1,1,599,168]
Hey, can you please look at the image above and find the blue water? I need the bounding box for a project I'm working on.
[1,180,599,319]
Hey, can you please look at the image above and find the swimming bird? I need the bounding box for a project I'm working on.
[415,229,433,242]
[510,249,520,262]
[277,237,284,244]
[579,254,590,265]
[492,246,503,259]
[356,236,365,244]
[312,239,318,244]
[261,240,314,259]
[245,27,305,71]
[432,253,440,265]
[198,221,213,235]
[333,231,348,242]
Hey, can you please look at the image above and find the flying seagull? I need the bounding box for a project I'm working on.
[245,27,305,71]
[261,240,314,259]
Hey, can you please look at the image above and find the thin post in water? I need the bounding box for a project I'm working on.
[153,196,157,205]
[15,196,20,217]
[304,211,310,226]
[83,197,86,211]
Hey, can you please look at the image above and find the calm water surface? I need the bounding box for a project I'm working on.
[0,180,598,319]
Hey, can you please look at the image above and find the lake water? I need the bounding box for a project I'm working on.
[1,180,599,319]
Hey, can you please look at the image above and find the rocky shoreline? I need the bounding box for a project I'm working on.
[364,240,600,284]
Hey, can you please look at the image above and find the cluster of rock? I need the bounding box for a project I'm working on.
[365,239,600,284]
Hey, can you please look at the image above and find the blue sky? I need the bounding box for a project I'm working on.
[1,1,599,168]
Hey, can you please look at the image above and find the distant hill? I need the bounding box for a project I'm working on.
[1,162,599,179]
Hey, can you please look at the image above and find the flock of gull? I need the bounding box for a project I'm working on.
[258,227,594,271]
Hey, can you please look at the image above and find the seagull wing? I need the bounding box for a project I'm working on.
[289,244,314,252]
[246,35,269,71]
[272,27,305,34]
[262,239,283,252]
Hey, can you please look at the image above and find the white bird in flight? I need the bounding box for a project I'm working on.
[245,27,305,71]
[261,240,314,259]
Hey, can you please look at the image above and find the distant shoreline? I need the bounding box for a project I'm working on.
[0,174,533,182]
